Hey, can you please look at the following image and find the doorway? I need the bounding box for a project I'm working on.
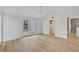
[67,17,79,40]
[49,16,55,36]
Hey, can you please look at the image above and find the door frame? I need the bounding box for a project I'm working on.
[67,16,79,38]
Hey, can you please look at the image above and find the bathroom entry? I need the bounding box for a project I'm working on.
[67,17,79,40]
[49,16,55,35]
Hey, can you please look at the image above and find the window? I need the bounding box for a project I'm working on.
[24,20,28,31]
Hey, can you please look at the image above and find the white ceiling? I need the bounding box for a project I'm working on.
[0,6,79,18]
[0,6,41,17]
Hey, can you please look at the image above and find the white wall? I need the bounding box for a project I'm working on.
[43,13,79,39]
[3,13,25,41]
[2,13,43,42]
[42,7,79,39]
[55,13,79,39]
[0,13,1,43]
[1,6,79,40]
[43,18,49,34]
[55,14,67,39]
[36,19,43,34]
[76,27,79,37]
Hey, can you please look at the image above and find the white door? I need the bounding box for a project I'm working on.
[30,20,36,33]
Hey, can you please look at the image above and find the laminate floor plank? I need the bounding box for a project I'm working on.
[0,35,79,52]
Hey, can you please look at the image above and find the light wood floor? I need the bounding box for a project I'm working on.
[67,33,78,40]
[0,35,79,52]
